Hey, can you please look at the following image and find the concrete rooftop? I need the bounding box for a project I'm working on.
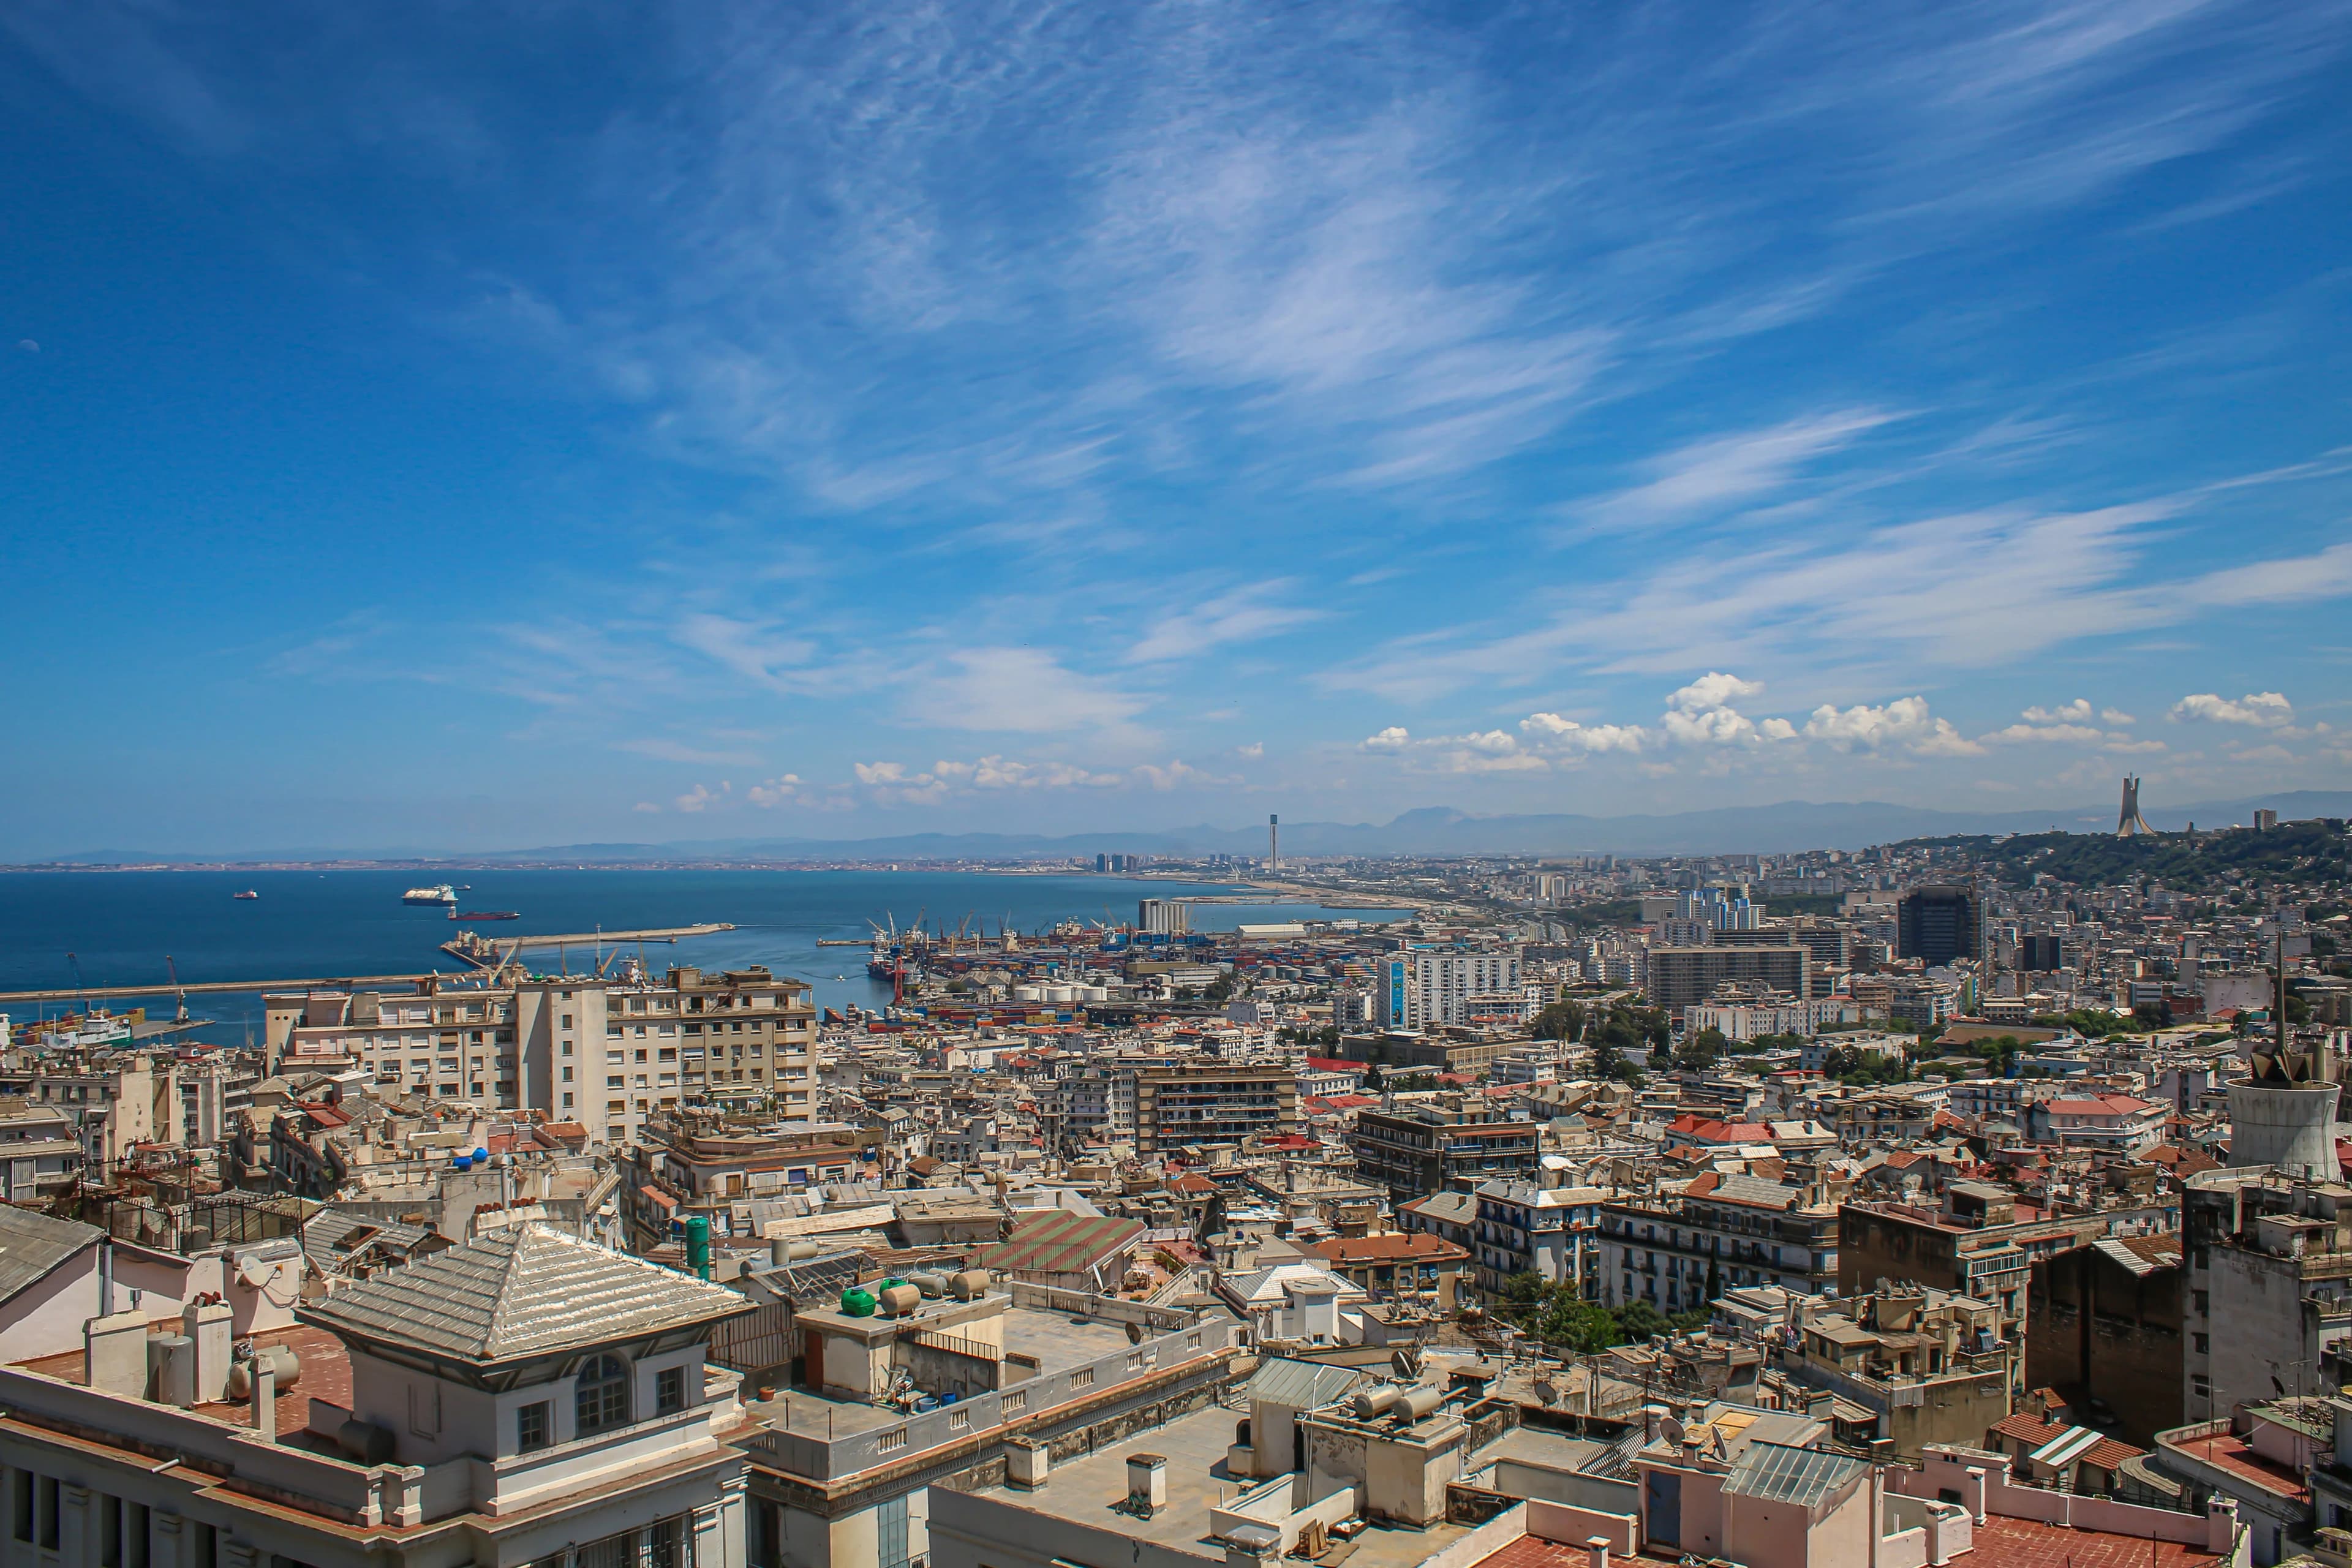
[959,1401,1484,1568]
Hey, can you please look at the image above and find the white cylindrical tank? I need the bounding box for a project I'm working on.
[2227,1078,2341,1179]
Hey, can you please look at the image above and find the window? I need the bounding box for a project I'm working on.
[1003,1390,1026,1413]
[575,1354,630,1434]
[878,1493,910,1568]
[1069,1368,1095,1390]
[409,1383,442,1436]
[11,1471,30,1544]
[656,1366,686,1415]
[2193,1333,2210,1354]
[876,1428,907,1454]
[948,1408,970,1431]
[518,1401,552,1452]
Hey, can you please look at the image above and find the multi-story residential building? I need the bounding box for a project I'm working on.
[1599,1175,1842,1311]
[0,1051,211,1172]
[1898,884,1984,965]
[0,1100,82,1201]
[1349,1099,1540,1198]
[1373,946,1522,1028]
[1687,991,1865,1040]
[1131,1061,1297,1152]
[1646,944,1809,1016]
[620,1114,879,1251]
[1305,1232,1469,1305]
[1046,1063,1136,1148]
[2021,1091,2168,1153]
[2182,1165,2352,1426]
[1781,1285,2017,1458]
[266,965,816,1146]
[1469,1178,1608,1299]
[1839,1183,2166,1334]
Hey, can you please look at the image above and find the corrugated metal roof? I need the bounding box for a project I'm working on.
[1245,1357,1371,1411]
[1720,1441,1869,1508]
[0,1206,100,1299]
[300,1222,750,1364]
[976,1208,1141,1276]
[301,1207,434,1261]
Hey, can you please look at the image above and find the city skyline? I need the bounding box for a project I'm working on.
[5,1,2350,852]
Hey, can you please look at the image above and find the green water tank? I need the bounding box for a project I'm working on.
[840,1287,877,1317]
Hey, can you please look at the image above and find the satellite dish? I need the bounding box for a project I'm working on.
[1659,1415,1686,1446]
[238,1256,275,1289]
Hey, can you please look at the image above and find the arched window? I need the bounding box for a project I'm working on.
[575,1354,630,1435]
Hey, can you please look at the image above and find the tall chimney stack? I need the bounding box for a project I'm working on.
[1269,814,1280,874]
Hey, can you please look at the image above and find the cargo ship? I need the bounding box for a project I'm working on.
[233,889,258,900]
[449,909,521,921]
[403,883,459,905]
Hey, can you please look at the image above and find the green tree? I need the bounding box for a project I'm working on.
[1533,1000,1587,1041]
[1673,1028,1727,1072]
[1616,1302,1671,1342]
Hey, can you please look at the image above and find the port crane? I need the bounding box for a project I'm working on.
[67,952,89,1016]
[166,956,188,1023]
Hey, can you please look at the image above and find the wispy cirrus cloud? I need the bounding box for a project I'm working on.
[1126,582,1325,663]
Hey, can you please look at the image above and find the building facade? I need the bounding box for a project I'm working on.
[266,965,817,1147]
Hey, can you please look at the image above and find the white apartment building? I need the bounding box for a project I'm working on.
[1374,948,1523,1029]
[265,965,816,1147]
[1687,995,1868,1041]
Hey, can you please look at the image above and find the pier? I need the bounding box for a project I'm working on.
[0,973,438,1005]
[0,924,739,1003]
[441,921,736,969]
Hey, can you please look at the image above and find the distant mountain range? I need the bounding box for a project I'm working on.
[38,790,2352,865]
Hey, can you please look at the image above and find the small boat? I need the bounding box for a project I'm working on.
[450,910,521,921]
[233,890,259,900]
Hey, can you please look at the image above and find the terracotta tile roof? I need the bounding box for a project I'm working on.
[1992,1412,2067,1446]
[2160,1426,2310,1502]
[1968,1513,2217,1566]
[1308,1232,1469,1266]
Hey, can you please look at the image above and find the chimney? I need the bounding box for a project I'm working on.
[1126,1453,1168,1517]
[84,1310,149,1397]
[252,1362,277,1443]
[1006,1436,1050,1490]
[183,1299,234,1403]
[1584,1539,1611,1568]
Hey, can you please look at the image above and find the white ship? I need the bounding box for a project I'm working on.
[403,883,459,905]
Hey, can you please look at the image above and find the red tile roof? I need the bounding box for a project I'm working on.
[1992,1412,2067,1446]
[1968,1514,2217,1567]
[2160,1427,2310,1502]
[1308,1232,1469,1267]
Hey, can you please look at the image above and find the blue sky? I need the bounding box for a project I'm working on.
[3,0,2350,854]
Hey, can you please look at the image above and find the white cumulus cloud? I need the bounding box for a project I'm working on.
[1803,696,1979,755]
[2171,691,2293,727]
